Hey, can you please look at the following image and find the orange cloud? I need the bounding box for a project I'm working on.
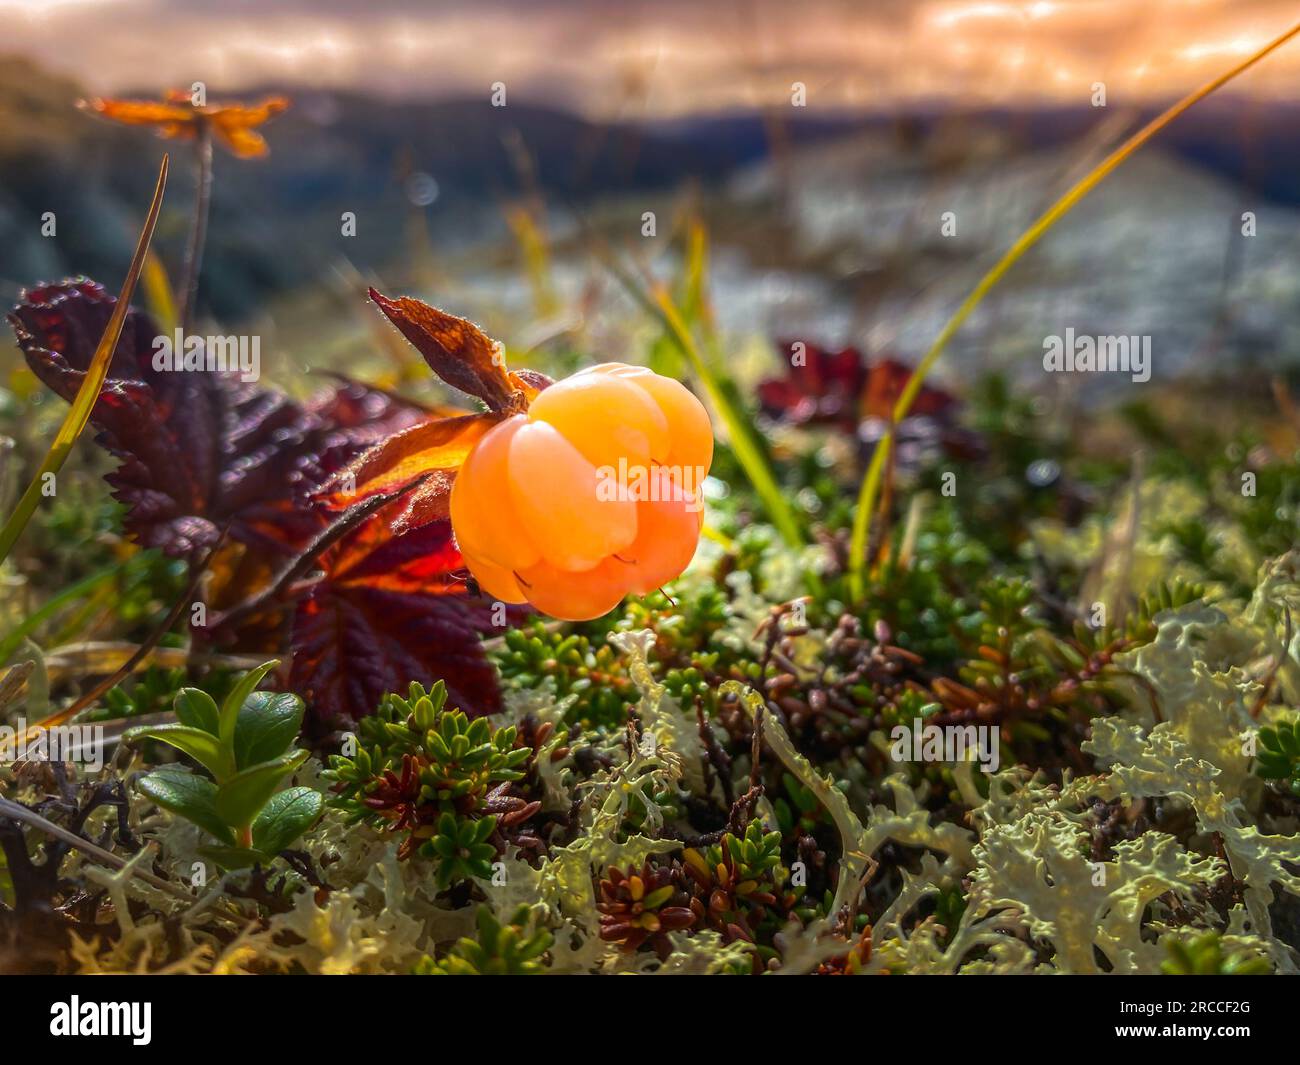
[0,0,1295,115]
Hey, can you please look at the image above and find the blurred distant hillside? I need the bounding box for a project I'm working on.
[1,54,1298,325]
[0,57,873,319]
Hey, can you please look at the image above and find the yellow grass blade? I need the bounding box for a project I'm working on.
[848,21,1300,602]
[601,245,804,546]
[654,288,804,546]
[142,248,178,335]
[505,205,558,317]
[0,154,169,567]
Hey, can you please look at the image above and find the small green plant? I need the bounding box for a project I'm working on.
[324,680,535,886]
[773,771,827,837]
[681,819,798,952]
[125,660,321,869]
[496,620,636,728]
[414,905,552,974]
[99,666,189,721]
[596,859,696,957]
[1161,932,1270,975]
[1254,718,1300,794]
[1128,579,1207,640]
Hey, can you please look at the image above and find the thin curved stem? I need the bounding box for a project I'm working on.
[180,124,213,330]
[848,19,1300,602]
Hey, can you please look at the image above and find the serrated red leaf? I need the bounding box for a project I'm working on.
[293,373,449,495]
[312,410,502,533]
[860,357,958,422]
[759,340,984,467]
[289,511,512,735]
[9,280,319,559]
[760,341,958,428]
[9,279,520,732]
[759,341,867,427]
[291,579,505,738]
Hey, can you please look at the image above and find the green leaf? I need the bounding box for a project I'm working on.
[251,786,323,855]
[1255,754,1291,779]
[124,724,233,780]
[233,690,305,770]
[214,749,309,830]
[1260,728,1286,755]
[1277,724,1300,757]
[198,844,271,870]
[138,767,235,844]
[175,688,220,735]
[218,660,279,751]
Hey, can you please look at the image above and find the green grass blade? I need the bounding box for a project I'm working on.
[0,154,169,567]
[848,21,1300,602]
[598,245,800,546]
[600,248,804,545]
[653,289,804,546]
[0,560,128,666]
[847,436,891,602]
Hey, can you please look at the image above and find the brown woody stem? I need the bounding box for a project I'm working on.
[180,123,213,330]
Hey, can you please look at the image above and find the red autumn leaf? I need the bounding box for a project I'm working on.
[7,282,447,561]
[9,279,520,732]
[758,339,984,471]
[368,288,516,411]
[305,373,435,451]
[9,280,319,559]
[204,383,455,650]
[204,481,417,650]
[289,507,513,737]
[294,372,452,494]
[760,340,958,429]
[860,358,959,422]
[313,411,502,534]
[759,341,868,427]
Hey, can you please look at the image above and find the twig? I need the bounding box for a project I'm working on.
[62,533,222,720]
[696,696,733,807]
[209,478,426,634]
[0,796,193,904]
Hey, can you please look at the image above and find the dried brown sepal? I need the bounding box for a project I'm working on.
[507,368,553,400]
[368,288,516,411]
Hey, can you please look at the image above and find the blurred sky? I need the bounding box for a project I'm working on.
[0,0,1297,115]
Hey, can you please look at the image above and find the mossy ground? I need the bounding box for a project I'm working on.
[2,343,1297,973]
